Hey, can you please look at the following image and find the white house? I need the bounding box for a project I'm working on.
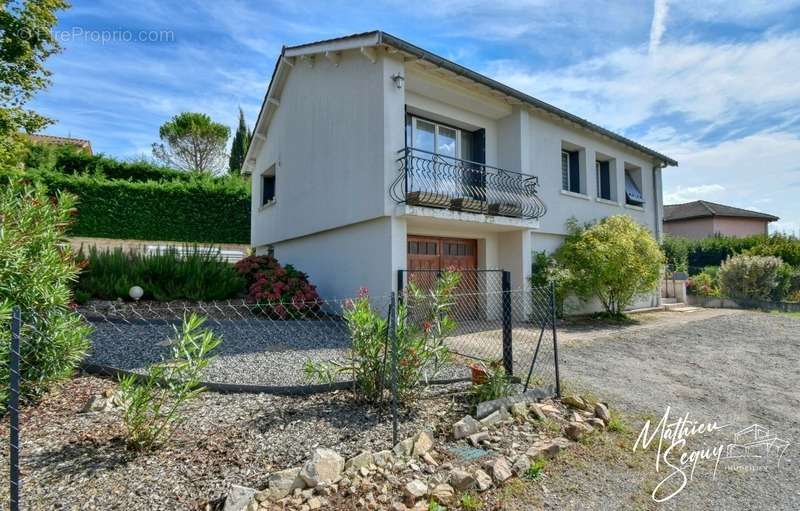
[243,31,677,305]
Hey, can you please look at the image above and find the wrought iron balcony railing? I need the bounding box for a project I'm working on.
[390,147,547,220]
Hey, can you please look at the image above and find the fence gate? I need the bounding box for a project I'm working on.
[397,269,560,398]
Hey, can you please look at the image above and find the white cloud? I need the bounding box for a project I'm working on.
[488,33,800,132]
[664,184,725,204]
[649,0,669,53]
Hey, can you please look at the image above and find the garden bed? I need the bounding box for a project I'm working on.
[0,375,469,510]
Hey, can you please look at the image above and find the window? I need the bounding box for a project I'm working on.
[596,160,612,200]
[561,148,581,194]
[624,165,644,206]
[261,164,276,206]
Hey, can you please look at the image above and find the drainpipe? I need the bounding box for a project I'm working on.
[654,161,667,308]
[653,162,666,242]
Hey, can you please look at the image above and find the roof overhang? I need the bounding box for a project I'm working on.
[243,31,678,173]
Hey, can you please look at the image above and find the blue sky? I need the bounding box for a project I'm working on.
[32,0,800,234]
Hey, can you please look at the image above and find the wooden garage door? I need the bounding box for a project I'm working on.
[407,236,477,272]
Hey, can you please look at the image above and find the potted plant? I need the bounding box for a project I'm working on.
[468,362,488,384]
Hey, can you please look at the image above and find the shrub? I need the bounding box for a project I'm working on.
[459,492,481,511]
[661,235,690,272]
[119,314,221,451]
[0,178,92,411]
[746,234,800,267]
[530,250,570,317]
[469,360,512,405]
[718,254,784,301]
[10,169,250,243]
[304,271,459,403]
[235,255,321,318]
[687,271,720,297]
[75,246,245,302]
[555,216,663,317]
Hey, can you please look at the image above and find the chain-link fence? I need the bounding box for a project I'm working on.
[2,282,559,510]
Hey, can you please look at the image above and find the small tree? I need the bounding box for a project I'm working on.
[152,112,230,174]
[228,107,250,175]
[0,177,91,411]
[0,0,69,165]
[555,215,663,317]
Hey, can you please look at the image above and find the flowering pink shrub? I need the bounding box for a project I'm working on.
[234,255,320,318]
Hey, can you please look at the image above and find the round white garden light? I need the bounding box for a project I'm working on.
[129,286,144,301]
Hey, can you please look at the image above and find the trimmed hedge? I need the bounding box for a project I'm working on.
[662,234,765,274]
[25,170,250,243]
[25,143,193,182]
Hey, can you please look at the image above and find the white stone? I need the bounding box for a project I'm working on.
[300,449,345,487]
[224,485,256,511]
[453,415,481,439]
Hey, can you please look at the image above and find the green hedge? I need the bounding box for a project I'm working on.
[25,143,193,182]
[663,234,800,274]
[25,170,250,243]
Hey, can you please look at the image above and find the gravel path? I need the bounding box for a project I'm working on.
[84,312,559,390]
[85,318,475,386]
[546,309,800,510]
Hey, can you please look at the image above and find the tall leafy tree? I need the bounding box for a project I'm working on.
[0,0,69,165]
[228,107,250,175]
[152,112,230,174]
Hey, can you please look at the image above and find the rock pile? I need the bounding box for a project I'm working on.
[223,394,613,510]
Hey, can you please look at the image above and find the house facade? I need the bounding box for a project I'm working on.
[244,32,677,305]
[663,200,778,239]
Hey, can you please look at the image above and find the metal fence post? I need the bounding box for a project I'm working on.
[9,306,21,511]
[389,292,399,446]
[550,281,561,398]
[396,270,404,306]
[501,271,513,377]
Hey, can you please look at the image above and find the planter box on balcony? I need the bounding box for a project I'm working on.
[406,191,450,209]
[488,202,523,218]
[451,197,486,214]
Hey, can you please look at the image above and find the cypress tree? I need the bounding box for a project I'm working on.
[228,107,250,175]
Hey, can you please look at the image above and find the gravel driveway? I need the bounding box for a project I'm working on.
[552,309,800,510]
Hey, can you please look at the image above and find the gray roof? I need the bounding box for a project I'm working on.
[663,200,779,222]
[281,31,678,167]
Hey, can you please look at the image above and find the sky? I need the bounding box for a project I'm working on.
[30,0,800,234]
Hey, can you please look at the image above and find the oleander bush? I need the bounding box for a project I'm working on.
[304,271,460,403]
[0,178,91,412]
[234,255,321,318]
[687,270,720,297]
[119,314,221,451]
[75,246,245,302]
[718,254,785,301]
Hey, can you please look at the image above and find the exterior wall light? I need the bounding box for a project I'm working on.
[129,286,144,301]
[391,73,405,89]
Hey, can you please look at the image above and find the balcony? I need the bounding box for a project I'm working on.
[390,147,547,220]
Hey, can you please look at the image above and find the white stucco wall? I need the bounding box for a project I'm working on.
[268,217,397,300]
[251,47,669,311]
[251,50,390,248]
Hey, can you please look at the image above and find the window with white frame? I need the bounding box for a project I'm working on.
[261,164,276,206]
[561,145,582,194]
[624,164,645,206]
[596,160,612,200]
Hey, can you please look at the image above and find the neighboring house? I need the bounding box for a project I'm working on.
[663,200,778,239]
[243,31,677,304]
[28,134,93,155]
